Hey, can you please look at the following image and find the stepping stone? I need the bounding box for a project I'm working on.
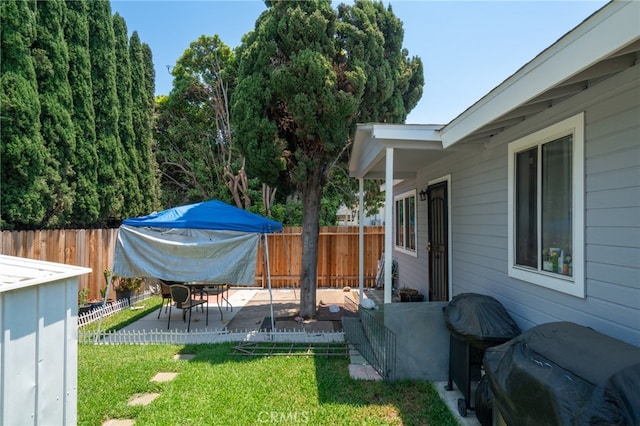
[173,354,195,361]
[101,420,134,426]
[348,364,382,381]
[150,372,177,382]
[350,354,369,365]
[128,393,161,406]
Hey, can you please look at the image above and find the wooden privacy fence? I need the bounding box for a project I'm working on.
[256,226,384,289]
[1,226,384,300]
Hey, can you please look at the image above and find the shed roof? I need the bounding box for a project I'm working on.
[0,255,91,293]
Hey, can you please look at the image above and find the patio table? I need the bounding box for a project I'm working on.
[188,282,232,321]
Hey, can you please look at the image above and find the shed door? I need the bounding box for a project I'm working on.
[427,181,449,301]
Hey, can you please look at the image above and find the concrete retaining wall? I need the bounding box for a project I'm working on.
[384,302,449,381]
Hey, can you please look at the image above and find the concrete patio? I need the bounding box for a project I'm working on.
[121,287,369,333]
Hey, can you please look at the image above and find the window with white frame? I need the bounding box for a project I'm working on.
[394,190,417,255]
[507,113,584,297]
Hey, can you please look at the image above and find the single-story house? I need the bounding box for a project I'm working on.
[349,0,639,347]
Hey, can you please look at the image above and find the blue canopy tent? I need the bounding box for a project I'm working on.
[101,200,283,334]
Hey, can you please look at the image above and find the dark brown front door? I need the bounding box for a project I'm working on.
[427,181,449,301]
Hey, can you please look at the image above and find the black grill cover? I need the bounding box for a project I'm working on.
[443,293,521,349]
[484,321,640,425]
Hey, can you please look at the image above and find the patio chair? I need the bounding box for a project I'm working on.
[167,284,208,332]
[157,280,173,319]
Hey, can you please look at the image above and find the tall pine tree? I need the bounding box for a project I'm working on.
[32,0,76,227]
[130,32,160,213]
[0,0,48,229]
[113,13,143,217]
[87,0,124,223]
[232,0,423,317]
[65,0,99,227]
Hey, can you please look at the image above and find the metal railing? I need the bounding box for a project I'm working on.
[342,295,397,381]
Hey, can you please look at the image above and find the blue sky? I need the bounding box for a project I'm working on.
[111,0,608,124]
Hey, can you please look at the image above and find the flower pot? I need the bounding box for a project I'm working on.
[410,294,424,302]
[90,300,105,310]
[115,289,132,304]
[400,293,411,302]
[78,304,92,315]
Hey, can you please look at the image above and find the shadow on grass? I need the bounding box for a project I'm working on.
[178,343,458,425]
[313,356,459,426]
[78,296,458,426]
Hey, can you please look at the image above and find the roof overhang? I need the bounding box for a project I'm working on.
[349,1,640,180]
[349,123,447,179]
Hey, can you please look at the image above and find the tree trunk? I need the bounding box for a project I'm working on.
[299,176,322,319]
[262,183,276,217]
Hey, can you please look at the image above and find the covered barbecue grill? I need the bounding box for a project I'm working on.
[442,293,521,417]
[484,321,640,425]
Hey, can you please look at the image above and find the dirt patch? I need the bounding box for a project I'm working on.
[226,288,357,332]
[260,315,342,332]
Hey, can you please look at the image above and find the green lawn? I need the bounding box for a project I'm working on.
[78,298,459,426]
[80,295,164,334]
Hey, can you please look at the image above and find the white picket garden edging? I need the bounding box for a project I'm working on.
[77,291,150,327]
[79,328,345,345]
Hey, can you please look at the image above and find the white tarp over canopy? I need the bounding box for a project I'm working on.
[113,226,260,285]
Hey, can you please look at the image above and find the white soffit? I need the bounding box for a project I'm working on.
[440,0,640,148]
[349,123,444,179]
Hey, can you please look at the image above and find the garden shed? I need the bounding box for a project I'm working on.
[0,254,91,425]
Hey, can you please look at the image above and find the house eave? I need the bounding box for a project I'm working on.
[440,0,640,148]
[348,1,640,181]
[349,123,445,180]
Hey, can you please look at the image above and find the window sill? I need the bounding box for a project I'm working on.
[394,246,417,258]
[509,266,584,298]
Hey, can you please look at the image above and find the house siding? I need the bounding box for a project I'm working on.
[415,64,640,346]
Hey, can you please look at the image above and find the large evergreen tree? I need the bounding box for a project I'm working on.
[65,0,100,227]
[32,0,76,227]
[0,0,48,229]
[87,0,124,222]
[130,32,161,214]
[338,0,423,123]
[113,13,143,217]
[1,0,159,229]
[232,0,422,317]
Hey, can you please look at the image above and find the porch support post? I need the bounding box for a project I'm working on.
[384,147,394,304]
[358,178,364,303]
